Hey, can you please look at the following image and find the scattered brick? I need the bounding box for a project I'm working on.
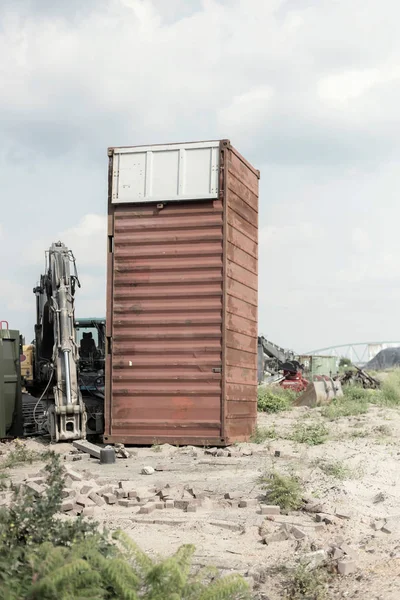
[128,490,138,499]
[263,531,289,544]
[340,543,355,557]
[80,484,95,495]
[118,499,137,507]
[373,519,385,531]
[116,489,128,499]
[76,494,94,508]
[82,507,95,517]
[62,488,76,499]
[26,476,46,485]
[224,492,242,500]
[336,511,351,520]
[98,485,114,496]
[139,504,156,514]
[240,448,253,457]
[61,500,74,512]
[187,504,197,513]
[25,482,45,496]
[89,492,105,507]
[155,502,165,510]
[209,520,244,532]
[64,475,74,488]
[239,499,258,508]
[65,470,83,482]
[64,454,83,462]
[204,448,218,456]
[316,513,335,525]
[332,547,345,560]
[337,560,357,576]
[165,500,174,509]
[174,499,190,510]
[291,526,307,540]
[260,505,280,515]
[216,449,229,457]
[382,524,393,534]
[103,493,117,505]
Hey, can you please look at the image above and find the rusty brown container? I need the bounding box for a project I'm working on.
[105,140,259,446]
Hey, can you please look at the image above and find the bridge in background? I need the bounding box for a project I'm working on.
[306,342,400,366]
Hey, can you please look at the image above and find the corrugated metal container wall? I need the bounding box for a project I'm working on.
[298,355,339,379]
[0,329,23,438]
[105,140,259,446]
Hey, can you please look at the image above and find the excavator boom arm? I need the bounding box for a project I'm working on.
[34,242,86,441]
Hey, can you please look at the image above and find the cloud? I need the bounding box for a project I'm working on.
[0,280,31,313]
[26,214,107,268]
[1,0,400,351]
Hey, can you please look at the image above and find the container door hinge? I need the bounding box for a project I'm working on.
[212,367,222,373]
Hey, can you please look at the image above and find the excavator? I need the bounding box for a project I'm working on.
[21,242,105,441]
[258,336,343,405]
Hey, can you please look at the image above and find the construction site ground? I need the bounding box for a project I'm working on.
[2,404,400,600]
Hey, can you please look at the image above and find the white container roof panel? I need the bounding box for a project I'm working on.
[110,141,220,204]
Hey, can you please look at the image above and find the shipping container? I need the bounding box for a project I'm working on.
[298,355,339,379]
[0,328,23,438]
[105,140,259,445]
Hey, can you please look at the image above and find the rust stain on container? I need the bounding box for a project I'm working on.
[105,140,259,446]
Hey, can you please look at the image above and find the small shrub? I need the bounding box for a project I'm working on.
[373,424,392,436]
[378,371,400,406]
[286,564,327,600]
[343,386,373,403]
[291,423,329,446]
[151,443,162,453]
[257,386,296,413]
[314,459,352,480]
[250,425,278,443]
[350,430,368,438]
[321,399,368,420]
[339,357,352,368]
[258,471,303,510]
[0,440,50,469]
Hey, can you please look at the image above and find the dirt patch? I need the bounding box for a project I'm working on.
[2,405,400,599]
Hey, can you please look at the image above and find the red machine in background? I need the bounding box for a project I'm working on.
[280,361,309,393]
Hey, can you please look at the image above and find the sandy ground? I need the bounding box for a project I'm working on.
[2,405,400,599]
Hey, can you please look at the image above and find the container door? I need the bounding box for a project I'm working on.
[106,199,224,444]
[0,331,23,437]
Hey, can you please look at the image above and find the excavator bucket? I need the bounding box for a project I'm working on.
[294,376,343,408]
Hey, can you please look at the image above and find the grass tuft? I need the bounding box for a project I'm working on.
[286,565,328,600]
[0,441,53,470]
[258,471,303,511]
[313,459,352,480]
[257,386,296,413]
[291,423,329,446]
[250,425,278,443]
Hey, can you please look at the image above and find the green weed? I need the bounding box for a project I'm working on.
[378,370,400,406]
[313,459,352,480]
[286,564,328,600]
[257,386,296,413]
[258,471,303,511]
[250,425,278,443]
[350,429,368,438]
[0,442,52,470]
[291,423,329,446]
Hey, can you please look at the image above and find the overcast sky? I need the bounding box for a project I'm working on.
[1,0,399,353]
